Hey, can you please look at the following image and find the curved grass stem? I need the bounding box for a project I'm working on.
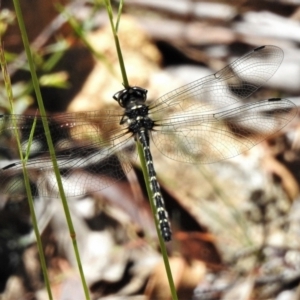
[12,0,91,299]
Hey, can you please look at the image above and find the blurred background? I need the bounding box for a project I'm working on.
[1,0,300,299]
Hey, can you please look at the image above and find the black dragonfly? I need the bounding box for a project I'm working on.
[0,45,297,241]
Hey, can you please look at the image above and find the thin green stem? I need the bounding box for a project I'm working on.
[55,3,117,78]
[103,0,129,87]
[0,40,53,299]
[12,1,90,299]
[103,1,178,299]
[115,0,124,32]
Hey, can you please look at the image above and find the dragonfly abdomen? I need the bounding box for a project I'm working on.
[138,130,172,242]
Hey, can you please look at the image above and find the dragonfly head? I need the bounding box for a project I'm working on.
[113,86,148,108]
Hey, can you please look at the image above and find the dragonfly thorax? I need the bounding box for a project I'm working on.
[120,104,154,133]
[127,115,154,134]
[115,86,154,133]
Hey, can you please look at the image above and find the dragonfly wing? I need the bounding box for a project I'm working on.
[0,110,136,198]
[149,45,283,115]
[151,98,297,163]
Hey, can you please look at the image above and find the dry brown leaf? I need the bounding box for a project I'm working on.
[263,154,299,201]
[145,256,206,300]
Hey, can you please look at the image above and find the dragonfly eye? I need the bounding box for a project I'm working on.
[113,86,148,108]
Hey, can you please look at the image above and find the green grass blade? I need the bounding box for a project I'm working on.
[0,40,53,299]
[12,0,91,299]
[103,0,129,87]
[115,0,124,32]
[24,114,37,161]
[55,3,117,78]
[103,1,178,298]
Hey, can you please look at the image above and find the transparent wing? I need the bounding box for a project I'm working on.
[151,98,297,163]
[149,45,294,163]
[0,110,135,198]
[149,45,283,115]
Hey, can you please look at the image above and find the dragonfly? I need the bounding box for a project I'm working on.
[0,45,297,242]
